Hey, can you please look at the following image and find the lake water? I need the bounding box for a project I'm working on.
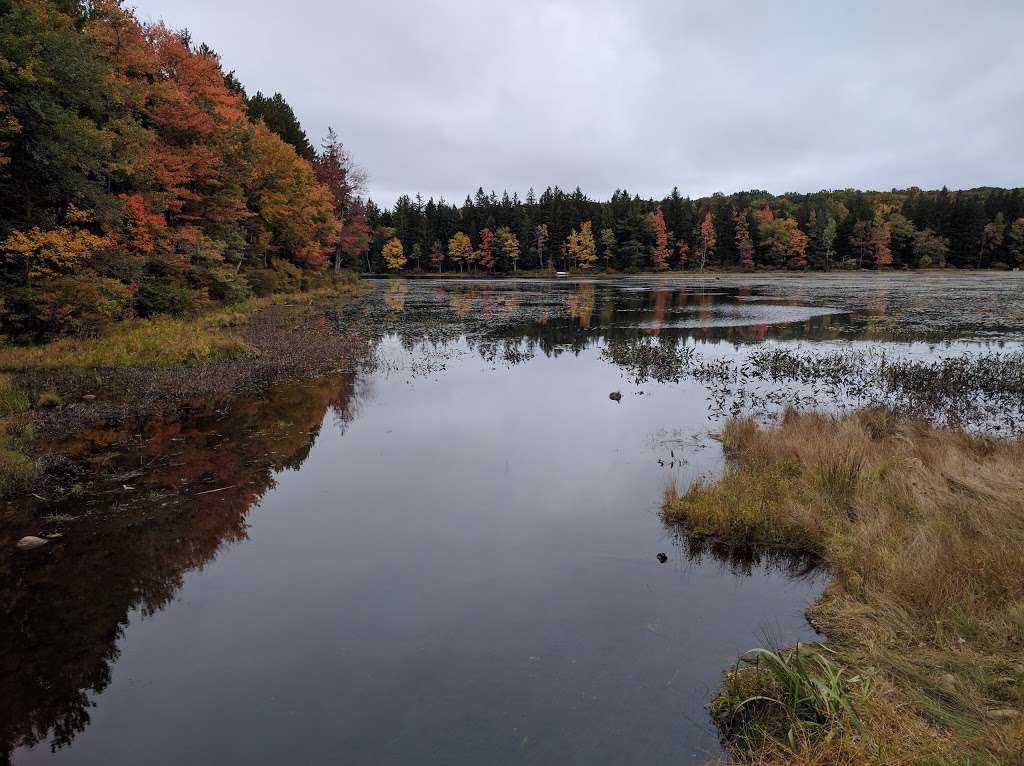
[5,274,1022,765]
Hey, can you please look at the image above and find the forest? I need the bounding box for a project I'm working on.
[3,0,1024,345]
[369,185,1024,275]
[0,0,364,342]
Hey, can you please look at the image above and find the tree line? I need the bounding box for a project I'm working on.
[363,185,1024,275]
[4,2,1023,345]
[0,0,365,341]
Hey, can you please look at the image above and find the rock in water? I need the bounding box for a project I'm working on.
[16,536,48,551]
[656,552,668,563]
[609,391,622,402]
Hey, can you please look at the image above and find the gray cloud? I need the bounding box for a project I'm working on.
[129,0,1024,206]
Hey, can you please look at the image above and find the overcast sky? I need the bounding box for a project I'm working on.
[129,0,1022,207]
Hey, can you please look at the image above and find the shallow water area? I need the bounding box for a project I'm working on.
[5,273,1024,765]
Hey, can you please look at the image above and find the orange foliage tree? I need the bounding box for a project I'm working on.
[646,208,670,270]
[477,227,495,272]
[696,211,716,270]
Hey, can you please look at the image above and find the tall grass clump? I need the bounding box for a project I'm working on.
[0,438,39,498]
[664,408,1024,765]
[710,644,867,754]
[0,377,38,497]
[0,376,30,416]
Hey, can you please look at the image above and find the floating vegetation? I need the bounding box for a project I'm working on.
[604,339,1024,432]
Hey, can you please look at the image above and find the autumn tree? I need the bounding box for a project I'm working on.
[787,226,810,269]
[496,226,520,271]
[577,221,597,269]
[0,0,367,338]
[315,127,366,271]
[382,237,406,271]
[874,222,893,268]
[248,122,338,271]
[646,208,670,270]
[339,199,371,270]
[696,211,716,270]
[534,224,549,269]
[734,210,754,269]
[430,239,445,272]
[1,206,111,283]
[477,227,495,271]
[674,239,689,269]
[447,231,472,273]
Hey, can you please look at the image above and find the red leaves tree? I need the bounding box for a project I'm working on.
[315,127,366,271]
[646,207,670,270]
[477,227,495,271]
[430,240,445,272]
[338,199,371,271]
[787,226,810,269]
[875,222,893,268]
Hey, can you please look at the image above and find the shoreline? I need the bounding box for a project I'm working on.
[361,267,1021,279]
[0,285,372,504]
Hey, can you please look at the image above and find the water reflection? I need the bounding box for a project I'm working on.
[668,529,820,581]
[362,279,1024,431]
[0,374,362,760]
[5,274,1022,763]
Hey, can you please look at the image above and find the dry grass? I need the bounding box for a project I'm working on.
[664,408,1024,765]
[0,318,253,371]
[0,284,362,372]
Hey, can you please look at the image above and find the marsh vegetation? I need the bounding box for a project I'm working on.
[666,409,1024,764]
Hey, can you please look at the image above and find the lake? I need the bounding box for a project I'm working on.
[5,273,1023,765]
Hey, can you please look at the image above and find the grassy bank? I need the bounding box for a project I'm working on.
[0,284,362,372]
[664,409,1023,765]
[0,281,368,500]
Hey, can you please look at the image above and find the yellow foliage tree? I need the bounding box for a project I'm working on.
[248,123,338,270]
[496,226,520,271]
[1,206,111,281]
[447,231,472,273]
[567,221,597,269]
[382,237,406,271]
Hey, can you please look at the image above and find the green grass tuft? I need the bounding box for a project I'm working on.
[0,377,30,416]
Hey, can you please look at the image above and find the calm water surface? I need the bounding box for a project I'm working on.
[6,275,1021,765]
